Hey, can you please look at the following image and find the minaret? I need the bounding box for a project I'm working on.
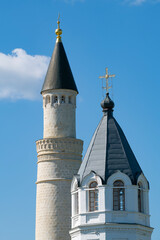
[35,18,83,240]
[70,69,153,240]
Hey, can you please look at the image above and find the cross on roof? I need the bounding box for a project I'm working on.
[57,13,60,28]
[99,67,115,94]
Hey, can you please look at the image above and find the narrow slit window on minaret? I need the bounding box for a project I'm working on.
[138,182,143,213]
[89,181,98,212]
[46,95,50,104]
[54,96,58,103]
[61,95,65,103]
[113,180,125,211]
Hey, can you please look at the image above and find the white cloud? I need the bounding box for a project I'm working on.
[62,0,85,3]
[131,0,146,5]
[126,0,146,5]
[59,0,160,4]
[0,49,50,100]
[125,0,160,5]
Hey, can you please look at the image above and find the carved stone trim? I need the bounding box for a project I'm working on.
[37,158,81,163]
[36,178,72,184]
[36,138,83,155]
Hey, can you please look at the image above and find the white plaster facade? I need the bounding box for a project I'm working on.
[35,88,83,240]
[70,171,153,240]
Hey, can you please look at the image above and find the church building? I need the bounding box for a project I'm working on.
[35,19,153,240]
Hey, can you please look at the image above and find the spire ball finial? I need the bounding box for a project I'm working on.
[55,14,62,42]
[101,92,115,111]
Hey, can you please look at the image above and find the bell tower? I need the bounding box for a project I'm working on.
[35,18,83,240]
[70,68,153,240]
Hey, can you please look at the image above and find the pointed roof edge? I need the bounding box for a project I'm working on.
[112,118,143,183]
[78,116,104,181]
[78,111,144,185]
[41,19,78,94]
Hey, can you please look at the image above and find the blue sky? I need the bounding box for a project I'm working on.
[0,0,159,239]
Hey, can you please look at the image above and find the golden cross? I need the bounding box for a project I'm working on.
[99,67,115,94]
[57,13,60,29]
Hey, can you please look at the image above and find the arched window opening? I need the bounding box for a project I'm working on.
[138,182,143,213]
[54,96,58,103]
[73,184,79,215]
[68,96,72,104]
[61,95,65,103]
[113,180,125,211]
[75,190,79,215]
[46,95,50,104]
[89,181,98,212]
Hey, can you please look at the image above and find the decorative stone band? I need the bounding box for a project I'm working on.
[36,178,72,184]
[36,138,83,156]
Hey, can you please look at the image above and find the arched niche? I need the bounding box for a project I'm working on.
[107,171,132,186]
[81,171,102,188]
[137,173,149,190]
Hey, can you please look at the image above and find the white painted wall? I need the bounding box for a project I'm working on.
[70,172,153,240]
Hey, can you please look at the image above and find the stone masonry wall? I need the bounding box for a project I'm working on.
[35,138,83,240]
[42,90,77,139]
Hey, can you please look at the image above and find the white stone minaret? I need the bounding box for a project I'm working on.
[70,85,153,240]
[35,19,83,240]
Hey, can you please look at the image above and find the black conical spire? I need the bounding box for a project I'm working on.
[41,19,78,94]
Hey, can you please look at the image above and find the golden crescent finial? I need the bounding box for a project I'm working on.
[55,14,62,42]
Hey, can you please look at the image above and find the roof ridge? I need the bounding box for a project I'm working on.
[79,116,104,181]
[113,117,142,183]
[112,116,133,180]
[104,113,109,183]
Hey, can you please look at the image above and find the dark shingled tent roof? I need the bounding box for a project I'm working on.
[78,103,142,185]
[41,41,78,93]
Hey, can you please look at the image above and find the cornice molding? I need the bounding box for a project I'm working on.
[36,138,83,155]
